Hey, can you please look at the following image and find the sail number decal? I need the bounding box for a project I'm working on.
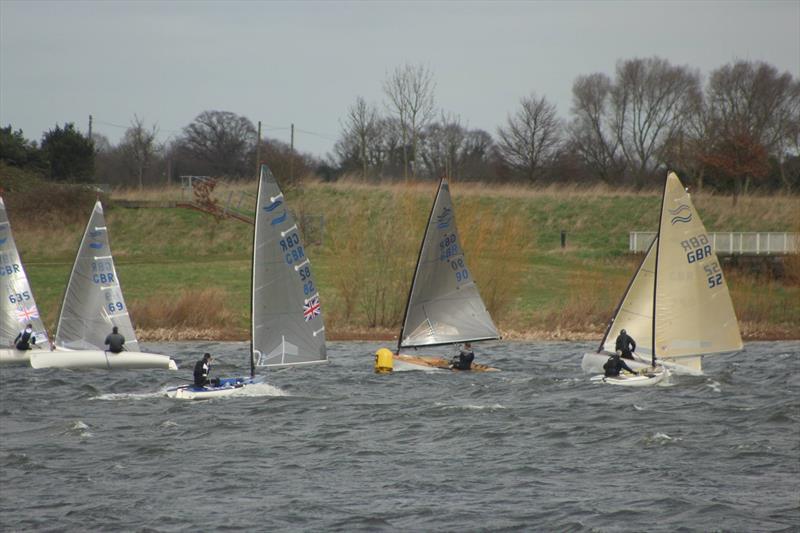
[450,257,470,283]
[0,263,21,276]
[91,260,116,284]
[298,264,315,295]
[104,289,125,314]
[439,233,459,261]
[703,262,724,289]
[279,232,314,294]
[681,233,712,264]
[280,232,305,265]
[8,290,31,304]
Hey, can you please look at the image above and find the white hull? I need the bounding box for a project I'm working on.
[590,366,668,387]
[30,350,177,370]
[166,376,265,400]
[581,351,703,376]
[0,348,52,367]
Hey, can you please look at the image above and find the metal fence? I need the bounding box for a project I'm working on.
[629,232,799,255]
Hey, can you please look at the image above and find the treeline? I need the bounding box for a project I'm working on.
[0,111,314,190]
[1,57,798,194]
[337,58,799,194]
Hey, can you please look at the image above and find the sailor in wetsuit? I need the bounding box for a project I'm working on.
[193,353,220,388]
[14,324,36,350]
[604,351,637,377]
[615,329,636,360]
[104,326,126,353]
[450,342,475,371]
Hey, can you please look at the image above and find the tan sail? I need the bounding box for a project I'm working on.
[601,237,656,358]
[654,172,742,361]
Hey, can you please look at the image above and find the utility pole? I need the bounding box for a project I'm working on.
[290,123,295,180]
[88,114,93,139]
[256,121,262,177]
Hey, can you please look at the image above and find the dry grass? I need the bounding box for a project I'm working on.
[130,288,243,338]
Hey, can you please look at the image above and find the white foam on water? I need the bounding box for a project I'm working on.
[706,380,721,393]
[435,402,506,411]
[63,420,92,438]
[93,391,165,401]
[230,382,289,397]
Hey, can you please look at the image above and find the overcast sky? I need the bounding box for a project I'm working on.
[1,0,798,159]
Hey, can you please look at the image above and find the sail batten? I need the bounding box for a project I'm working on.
[251,165,326,368]
[55,201,139,352]
[398,178,499,349]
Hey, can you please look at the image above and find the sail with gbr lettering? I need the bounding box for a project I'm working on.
[398,177,499,350]
[55,201,139,351]
[0,197,49,365]
[653,172,742,367]
[582,171,742,375]
[252,164,326,367]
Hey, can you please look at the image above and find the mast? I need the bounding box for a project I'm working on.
[651,172,669,368]
[397,177,445,353]
[249,166,263,378]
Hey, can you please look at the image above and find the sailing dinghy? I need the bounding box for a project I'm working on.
[381,177,500,372]
[582,171,742,381]
[166,164,327,399]
[0,197,52,366]
[30,201,177,370]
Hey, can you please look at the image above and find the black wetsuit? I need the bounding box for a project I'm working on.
[193,359,210,387]
[14,328,35,350]
[615,332,636,360]
[604,356,636,377]
[451,349,475,371]
[104,332,126,353]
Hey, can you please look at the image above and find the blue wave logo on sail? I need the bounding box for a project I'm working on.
[0,227,7,245]
[669,204,692,225]
[270,211,288,226]
[436,208,452,229]
[89,242,104,249]
[264,199,283,212]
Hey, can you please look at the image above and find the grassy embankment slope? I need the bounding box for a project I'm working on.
[6,176,799,342]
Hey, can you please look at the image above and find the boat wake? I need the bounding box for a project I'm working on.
[93,391,165,401]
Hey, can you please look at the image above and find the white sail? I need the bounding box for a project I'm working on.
[653,172,742,360]
[55,201,139,351]
[399,178,499,349]
[600,237,656,358]
[252,165,326,367]
[0,197,49,347]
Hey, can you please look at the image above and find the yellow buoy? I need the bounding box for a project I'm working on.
[374,348,394,373]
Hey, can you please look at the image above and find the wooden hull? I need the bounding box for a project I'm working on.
[393,353,499,372]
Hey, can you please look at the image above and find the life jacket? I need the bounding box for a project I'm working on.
[15,329,33,350]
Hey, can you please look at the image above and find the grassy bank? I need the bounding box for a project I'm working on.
[6,177,799,342]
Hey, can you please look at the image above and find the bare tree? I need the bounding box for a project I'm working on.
[706,60,800,191]
[180,110,256,177]
[419,112,468,179]
[611,57,701,185]
[568,73,622,183]
[383,63,436,179]
[497,93,562,182]
[339,96,379,180]
[121,115,159,190]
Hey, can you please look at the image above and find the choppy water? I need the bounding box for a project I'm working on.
[1,341,798,532]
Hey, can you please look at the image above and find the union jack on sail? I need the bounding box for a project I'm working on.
[303,296,321,322]
[16,305,39,322]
